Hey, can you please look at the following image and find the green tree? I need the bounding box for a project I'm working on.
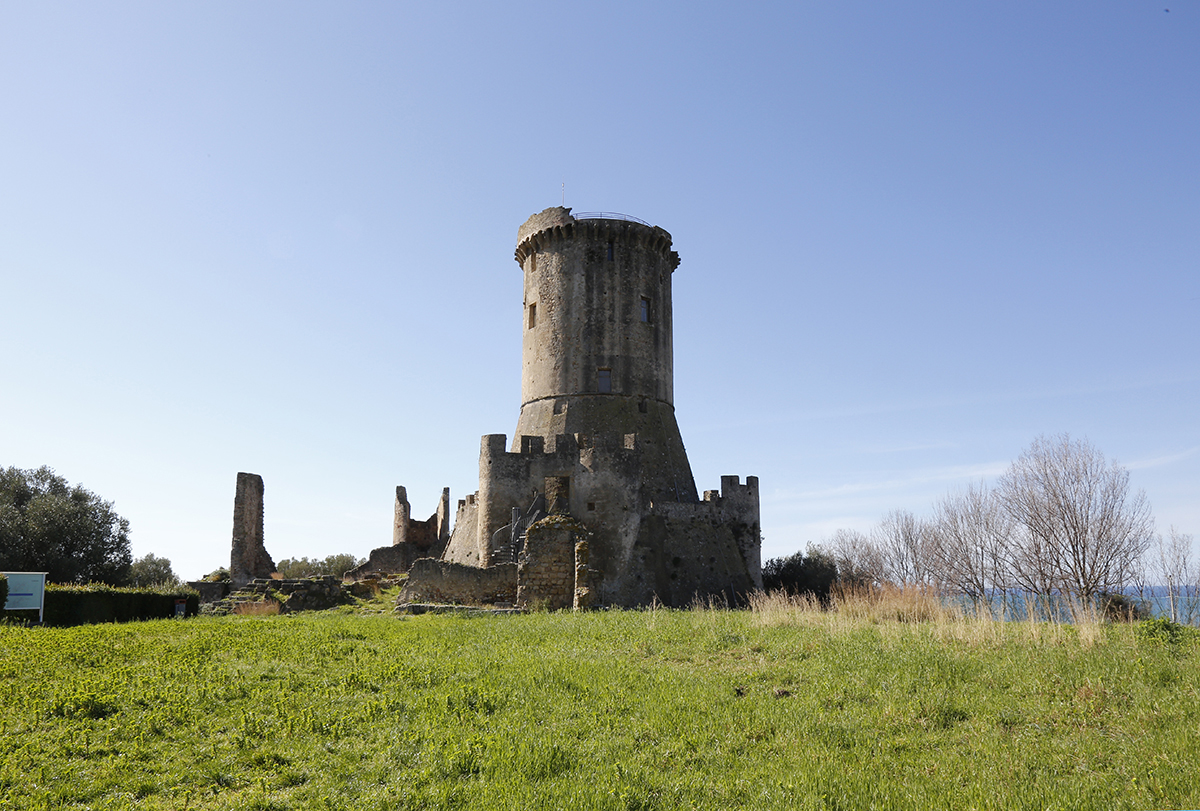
[0,466,131,584]
[128,553,179,587]
[275,554,363,579]
[762,547,839,603]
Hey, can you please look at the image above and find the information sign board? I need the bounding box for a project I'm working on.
[2,572,47,623]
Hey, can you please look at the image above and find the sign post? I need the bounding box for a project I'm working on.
[2,572,47,624]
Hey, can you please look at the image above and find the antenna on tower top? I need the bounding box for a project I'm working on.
[561,182,565,206]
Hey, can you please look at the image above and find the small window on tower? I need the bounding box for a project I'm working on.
[528,303,537,329]
[607,240,614,261]
[598,368,612,393]
[640,297,650,323]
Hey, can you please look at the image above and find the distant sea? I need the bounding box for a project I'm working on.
[957,585,1200,625]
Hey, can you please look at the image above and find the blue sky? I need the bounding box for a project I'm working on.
[2,2,1196,579]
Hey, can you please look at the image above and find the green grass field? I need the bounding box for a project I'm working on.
[1,599,1197,810]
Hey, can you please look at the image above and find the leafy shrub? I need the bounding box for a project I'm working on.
[762,547,838,603]
[1137,616,1194,646]
[43,583,199,626]
[1099,592,1151,622]
[128,553,179,587]
[275,554,364,579]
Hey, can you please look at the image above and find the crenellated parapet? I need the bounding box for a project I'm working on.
[515,207,680,270]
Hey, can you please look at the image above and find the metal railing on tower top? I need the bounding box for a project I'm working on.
[571,212,651,226]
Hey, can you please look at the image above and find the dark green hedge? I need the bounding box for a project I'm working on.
[41,583,200,626]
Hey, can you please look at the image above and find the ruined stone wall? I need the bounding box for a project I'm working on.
[227,576,347,613]
[398,560,517,606]
[516,516,585,610]
[392,486,450,557]
[441,494,481,565]
[346,545,421,579]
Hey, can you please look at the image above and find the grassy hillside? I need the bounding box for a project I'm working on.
[0,601,1196,810]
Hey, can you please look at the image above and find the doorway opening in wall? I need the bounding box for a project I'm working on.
[598,368,612,393]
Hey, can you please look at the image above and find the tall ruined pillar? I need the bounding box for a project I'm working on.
[230,472,275,588]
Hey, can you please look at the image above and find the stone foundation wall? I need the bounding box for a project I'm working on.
[398,560,517,606]
[222,576,348,613]
[187,580,231,604]
[347,545,422,579]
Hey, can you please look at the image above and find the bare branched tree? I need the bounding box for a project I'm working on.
[874,509,934,587]
[826,528,886,587]
[997,434,1154,604]
[1154,527,1197,624]
[928,483,1012,612]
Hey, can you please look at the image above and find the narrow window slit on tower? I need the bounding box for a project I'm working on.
[598,368,612,393]
[528,302,537,329]
[638,399,648,413]
[607,240,614,261]
[640,297,650,323]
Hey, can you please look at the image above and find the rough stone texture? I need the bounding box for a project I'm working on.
[187,580,231,604]
[348,486,451,579]
[573,540,593,611]
[208,576,348,615]
[230,472,275,589]
[391,486,450,554]
[398,560,517,606]
[517,515,585,610]
[346,545,423,579]
[401,208,761,608]
[441,494,481,565]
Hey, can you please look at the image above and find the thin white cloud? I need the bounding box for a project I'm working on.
[1125,446,1200,471]
[772,460,1008,505]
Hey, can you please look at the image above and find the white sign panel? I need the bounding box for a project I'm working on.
[3,572,47,619]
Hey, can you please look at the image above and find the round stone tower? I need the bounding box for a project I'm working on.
[513,207,699,504]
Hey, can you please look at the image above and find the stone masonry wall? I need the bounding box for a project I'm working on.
[517,515,585,610]
[398,560,517,606]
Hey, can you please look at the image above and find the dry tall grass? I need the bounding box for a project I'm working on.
[748,585,1110,648]
[232,598,281,616]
